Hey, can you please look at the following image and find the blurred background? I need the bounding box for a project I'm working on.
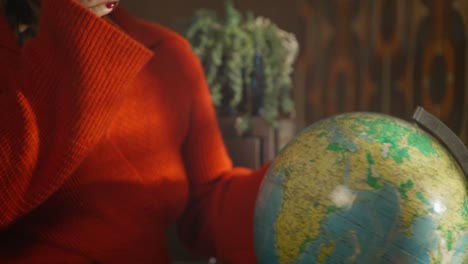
[121,0,468,263]
[123,0,467,143]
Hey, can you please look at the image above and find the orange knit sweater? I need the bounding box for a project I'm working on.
[0,1,268,263]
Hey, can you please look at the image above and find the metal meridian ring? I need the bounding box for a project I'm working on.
[412,106,468,182]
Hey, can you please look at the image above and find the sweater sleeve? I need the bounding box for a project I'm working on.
[165,38,269,263]
[0,0,152,229]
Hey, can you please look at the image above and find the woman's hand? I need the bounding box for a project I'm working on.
[76,0,119,17]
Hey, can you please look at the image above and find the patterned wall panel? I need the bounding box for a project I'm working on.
[297,0,468,144]
[367,0,409,116]
[412,0,466,141]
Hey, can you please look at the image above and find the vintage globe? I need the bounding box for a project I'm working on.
[253,112,468,264]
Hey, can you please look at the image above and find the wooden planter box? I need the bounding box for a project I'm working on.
[218,116,297,169]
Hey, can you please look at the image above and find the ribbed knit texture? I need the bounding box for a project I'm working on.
[0,1,268,263]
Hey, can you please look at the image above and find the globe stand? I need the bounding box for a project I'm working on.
[412,106,468,181]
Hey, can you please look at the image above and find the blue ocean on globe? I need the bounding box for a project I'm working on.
[254,170,468,264]
[298,183,437,264]
[254,170,284,264]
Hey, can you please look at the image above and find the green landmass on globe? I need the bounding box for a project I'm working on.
[254,112,468,264]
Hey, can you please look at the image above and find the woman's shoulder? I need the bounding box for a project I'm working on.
[138,20,188,45]
[113,8,191,52]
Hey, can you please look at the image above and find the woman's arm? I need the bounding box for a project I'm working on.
[158,36,269,264]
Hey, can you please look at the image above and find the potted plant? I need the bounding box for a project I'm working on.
[183,0,299,134]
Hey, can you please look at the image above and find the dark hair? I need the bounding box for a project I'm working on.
[1,0,40,45]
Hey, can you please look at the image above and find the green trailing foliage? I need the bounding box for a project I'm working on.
[184,0,299,134]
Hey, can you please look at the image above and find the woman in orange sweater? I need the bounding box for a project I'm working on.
[0,0,269,263]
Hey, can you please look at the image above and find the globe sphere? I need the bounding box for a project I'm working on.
[254,112,468,264]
